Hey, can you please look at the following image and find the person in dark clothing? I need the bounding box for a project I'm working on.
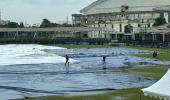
[65,55,69,66]
[103,56,106,69]
[65,55,69,74]
[153,50,158,58]
[103,56,106,64]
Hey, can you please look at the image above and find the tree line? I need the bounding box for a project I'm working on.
[152,17,170,28]
[0,18,72,28]
[39,18,72,28]
[0,22,25,28]
[0,17,169,28]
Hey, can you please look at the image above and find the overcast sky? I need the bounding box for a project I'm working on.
[0,0,96,25]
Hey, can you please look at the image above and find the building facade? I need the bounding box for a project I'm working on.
[72,0,170,43]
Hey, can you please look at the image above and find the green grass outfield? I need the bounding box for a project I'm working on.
[128,66,169,80]
[19,88,160,100]
[19,45,170,100]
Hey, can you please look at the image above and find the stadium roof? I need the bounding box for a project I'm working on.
[80,0,170,15]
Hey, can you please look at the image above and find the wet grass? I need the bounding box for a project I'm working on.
[19,88,160,100]
[128,66,169,80]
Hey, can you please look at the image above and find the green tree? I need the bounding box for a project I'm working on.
[168,24,170,28]
[39,18,73,28]
[153,17,167,26]
[19,22,25,28]
[62,23,72,27]
[40,18,51,28]
[7,22,18,28]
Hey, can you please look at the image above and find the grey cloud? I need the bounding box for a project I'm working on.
[0,0,96,24]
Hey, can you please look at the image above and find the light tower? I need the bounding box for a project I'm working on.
[66,16,69,24]
[0,9,1,25]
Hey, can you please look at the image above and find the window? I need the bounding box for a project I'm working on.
[124,24,133,33]
[148,24,151,28]
[138,24,141,27]
[112,24,114,28]
[120,24,122,32]
[160,13,164,18]
[168,13,170,22]
[142,19,144,23]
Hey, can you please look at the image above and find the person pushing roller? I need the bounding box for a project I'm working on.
[153,49,158,58]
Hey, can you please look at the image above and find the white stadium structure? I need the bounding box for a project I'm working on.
[72,1,170,99]
[72,0,170,43]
